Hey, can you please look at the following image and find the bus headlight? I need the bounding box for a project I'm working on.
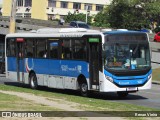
[148,74,152,80]
[105,76,113,83]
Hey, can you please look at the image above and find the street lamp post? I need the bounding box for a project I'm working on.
[9,0,16,33]
[86,5,88,23]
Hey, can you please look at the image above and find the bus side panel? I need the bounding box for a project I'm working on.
[64,77,78,90]
[59,60,89,78]
[7,57,90,90]
[7,57,18,81]
[58,60,89,90]
[7,57,16,72]
[48,60,89,89]
[27,59,50,75]
[26,58,50,86]
[27,59,89,90]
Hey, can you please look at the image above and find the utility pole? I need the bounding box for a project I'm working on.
[85,5,88,23]
[9,0,16,33]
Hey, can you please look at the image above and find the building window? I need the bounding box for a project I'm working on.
[96,5,103,11]
[61,2,68,8]
[48,0,56,7]
[73,3,81,9]
[85,4,92,11]
[48,14,55,20]
[16,0,24,7]
[25,0,32,7]
[24,13,31,18]
[16,13,23,18]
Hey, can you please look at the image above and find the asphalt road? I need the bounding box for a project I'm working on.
[114,84,160,109]
[0,74,160,109]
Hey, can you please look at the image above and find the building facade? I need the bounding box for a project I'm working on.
[2,0,111,20]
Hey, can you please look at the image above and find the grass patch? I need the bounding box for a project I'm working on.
[152,68,160,82]
[0,84,159,112]
[0,92,59,111]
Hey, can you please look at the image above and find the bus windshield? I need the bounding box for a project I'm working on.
[103,42,151,71]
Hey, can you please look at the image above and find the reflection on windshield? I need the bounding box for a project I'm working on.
[103,43,150,70]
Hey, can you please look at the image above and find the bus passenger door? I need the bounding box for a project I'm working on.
[88,36,102,89]
[16,38,25,83]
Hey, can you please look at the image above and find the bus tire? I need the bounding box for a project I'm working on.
[29,73,38,89]
[80,82,88,97]
[117,92,128,98]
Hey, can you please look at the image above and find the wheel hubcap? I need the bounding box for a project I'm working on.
[81,83,87,92]
[31,76,36,87]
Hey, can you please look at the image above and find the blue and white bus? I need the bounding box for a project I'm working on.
[5,28,152,97]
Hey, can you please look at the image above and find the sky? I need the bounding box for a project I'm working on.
[0,0,2,4]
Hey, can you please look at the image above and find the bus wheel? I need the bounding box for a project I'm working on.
[117,92,128,98]
[29,73,38,89]
[80,82,88,97]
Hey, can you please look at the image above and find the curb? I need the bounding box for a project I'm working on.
[152,81,160,85]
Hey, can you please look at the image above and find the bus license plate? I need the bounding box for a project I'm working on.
[127,87,137,91]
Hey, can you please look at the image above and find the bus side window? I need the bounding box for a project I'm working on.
[64,48,71,59]
[7,38,16,56]
[49,42,58,59]
[73,39,86,60]
[36,39,47,58]
[50,49,58,58]
[62,39,72,59]
[26,39,34,58]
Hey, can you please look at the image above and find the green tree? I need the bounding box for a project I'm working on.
[107,0,148,29]
[92,10,110,28]
[64,12,92,24]
[94,0,160,30]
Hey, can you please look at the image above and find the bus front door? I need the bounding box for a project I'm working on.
[89,42,101,89]
[16,38,25,83]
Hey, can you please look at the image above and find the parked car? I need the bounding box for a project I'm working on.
[69,21,90,29]
[154,32,160,42]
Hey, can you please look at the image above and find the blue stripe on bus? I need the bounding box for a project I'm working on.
[7,57,89,78]
[104,69,152,86]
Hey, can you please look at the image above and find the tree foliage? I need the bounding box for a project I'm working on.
[91,11,110,28]
[94,0,160,29]
[64,12,92,24]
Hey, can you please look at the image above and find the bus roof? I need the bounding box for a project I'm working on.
[6,28,101,38]
[36,28,99,33]
[103,30,147,35]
